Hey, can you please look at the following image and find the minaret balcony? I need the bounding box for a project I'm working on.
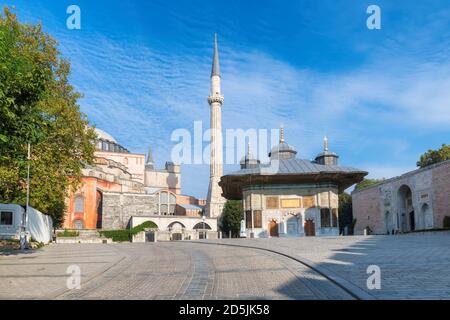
[208,95,224,105]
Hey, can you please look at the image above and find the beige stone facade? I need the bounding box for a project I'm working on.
[130,215,218,241]
[242,184,339,238]
[95,151,145,184]
[144,162,181,195]
[352,160,450,235]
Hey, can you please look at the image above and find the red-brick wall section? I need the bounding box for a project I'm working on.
[352,186,382,234]
[64,177,122,230]
[432,161,450,228]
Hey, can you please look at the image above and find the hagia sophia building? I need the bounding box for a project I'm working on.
[63,127,218,240]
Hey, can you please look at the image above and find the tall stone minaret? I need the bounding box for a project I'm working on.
[205,33,226,218]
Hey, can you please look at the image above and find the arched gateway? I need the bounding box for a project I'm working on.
[397,185,415,232]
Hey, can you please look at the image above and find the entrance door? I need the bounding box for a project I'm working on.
[145,232,155,242]
[385,211,391,234]
[409,211,415,231]
[73,219,84,230]
[172,233,182,241]
[304,219,316,236]
[268,220,279,237]
[96,190,103,229]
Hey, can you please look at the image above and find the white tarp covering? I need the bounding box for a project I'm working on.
[26,206,53,243]
[0,204,53,244]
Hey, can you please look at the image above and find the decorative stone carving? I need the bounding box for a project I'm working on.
[207,95,224,105]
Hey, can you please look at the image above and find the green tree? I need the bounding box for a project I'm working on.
[417,144,450,168]
[355,178,384,191]
[220,200,243,238]
[338,192,353,234]
[0,7,95,227]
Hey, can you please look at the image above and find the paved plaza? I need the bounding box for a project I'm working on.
[202,232,450,299]
[0,242,350,300]
[1,232,449,300]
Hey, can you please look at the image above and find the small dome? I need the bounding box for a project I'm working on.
[268,125,298,160]
[240,149,255,163]
[315,136,339,165]
[270,142,296,154]
[240,143,260,169]
[94,128,117,143]
[269,142,297,160]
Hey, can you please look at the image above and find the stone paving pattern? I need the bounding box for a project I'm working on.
[1,242,351,300]
[204,232,450,299]
[1,232,449,299]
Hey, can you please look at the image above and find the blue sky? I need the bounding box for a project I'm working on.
[3,0,450,198]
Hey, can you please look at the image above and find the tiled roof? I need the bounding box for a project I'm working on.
[178,204,203,210]
[228,158,364,176]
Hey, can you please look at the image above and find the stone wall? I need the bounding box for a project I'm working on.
[352,160,450,235]
[431,161,450,227]
[144,169,181,194]
[102,192,157,230]
[352,185,382,234]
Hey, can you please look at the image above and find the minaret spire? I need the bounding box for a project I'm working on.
[145,146,154,169]
[211,32,220,77]
[323,136,329,151]
[279,124,285,143]
[206,33,226,218]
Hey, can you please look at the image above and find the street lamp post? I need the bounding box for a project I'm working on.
[202,215,206,239]
[20,143,31,250]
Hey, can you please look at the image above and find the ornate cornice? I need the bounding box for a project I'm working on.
[208,94,224,105]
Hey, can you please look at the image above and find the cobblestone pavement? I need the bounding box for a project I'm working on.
[0,242,352,300]
[202,232,450,300]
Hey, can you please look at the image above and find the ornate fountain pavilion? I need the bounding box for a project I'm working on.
[219,130,367,238]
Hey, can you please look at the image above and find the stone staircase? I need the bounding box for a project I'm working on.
[56,229,112,244]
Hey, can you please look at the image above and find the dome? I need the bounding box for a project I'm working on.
[240,143,260,169]
[315,136,339,165]
[240,149,256,163]
[268,125,298,160]
[94,128,117,143]
[269,142,297,160]
[270,142,296,154]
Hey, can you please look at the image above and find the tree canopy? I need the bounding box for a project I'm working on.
[220,200,243,237]
[0,7,95,227]
[355,178,384,191]
[417,144,450,168]
[338,192,353,234]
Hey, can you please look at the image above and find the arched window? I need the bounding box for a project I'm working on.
[193,222,212,230]
[74,195,84,213]
[332,208,338,228]
[157,191,177,215]
[320,208,331,228]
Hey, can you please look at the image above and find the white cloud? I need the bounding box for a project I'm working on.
[49,30,450,198]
